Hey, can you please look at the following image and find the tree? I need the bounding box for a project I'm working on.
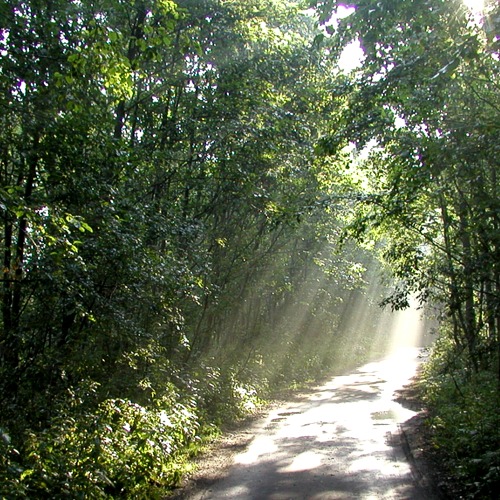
[310,0,500,375]
[308,0,500,493]
[0,1,403,495]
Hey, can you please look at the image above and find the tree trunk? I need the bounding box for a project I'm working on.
[458,206,478,372]
[1,216,15,367]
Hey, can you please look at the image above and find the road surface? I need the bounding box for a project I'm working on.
[185,347,433,499]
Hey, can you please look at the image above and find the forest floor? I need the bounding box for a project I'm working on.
[168,371,453,499]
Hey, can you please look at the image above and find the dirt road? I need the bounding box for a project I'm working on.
[178,347,435,500]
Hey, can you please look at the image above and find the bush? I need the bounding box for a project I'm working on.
[0,360,270,499]
[193,364,263,425]
[421,346,500,499]
[0,387,200,499]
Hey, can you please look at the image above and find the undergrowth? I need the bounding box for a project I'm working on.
[420,337,500,499]
[0,365,262,499]
[0,330,386,498]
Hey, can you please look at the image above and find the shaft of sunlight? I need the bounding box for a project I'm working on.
[384,297,427,353]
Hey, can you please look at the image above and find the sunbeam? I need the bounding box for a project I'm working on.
[381,296,429,353]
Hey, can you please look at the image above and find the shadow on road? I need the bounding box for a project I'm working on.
[182,348,436,500]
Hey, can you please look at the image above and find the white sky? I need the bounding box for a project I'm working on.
[338,39,364,72]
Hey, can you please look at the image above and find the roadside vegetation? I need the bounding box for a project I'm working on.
[1,0,499,497]
[419,338,500,498]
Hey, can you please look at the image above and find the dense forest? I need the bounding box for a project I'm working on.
[0,0,499,497]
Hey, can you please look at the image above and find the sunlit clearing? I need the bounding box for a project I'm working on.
[382,296,427,353]
[368,296,430,394]
[337,259,431,367]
